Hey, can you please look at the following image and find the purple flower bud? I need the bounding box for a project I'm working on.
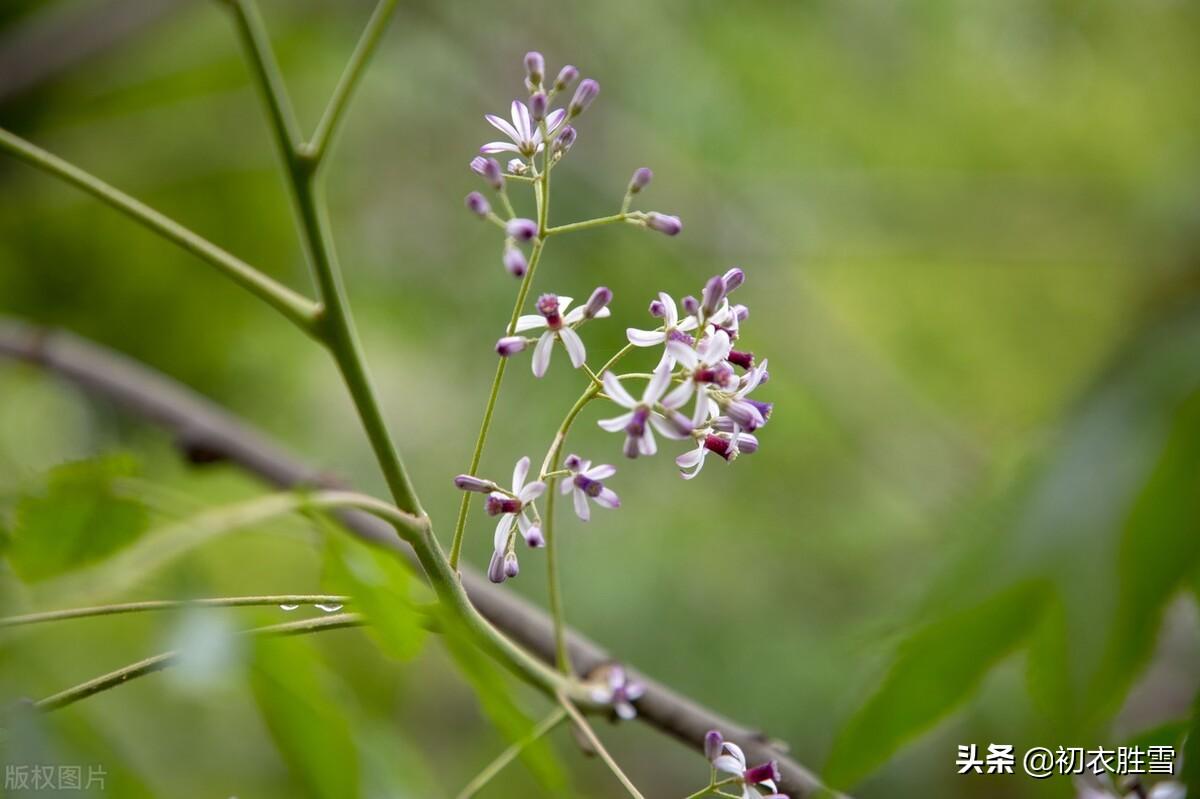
[529,91,548,122]
[553,125,576,155]
[569,78,600,116]
[736,434,759,455]
[478,157,504,190]
[503,551,520,578]
[681,295,700,316]
[503,247,528,278]
[648,299,667,318]
[454,474,493,493]
[645,212,682,236]
[743,761,782,786]
[554,65,578,91]
[507,217,538,241]
[701,275,727,315]
[465,191,490,218]
[733,303,750,322]
[704,730,724,762]
[564,454,584,470]
[488,549,507,583]
[524,51,545,85]
[724,399,764,430]
[728,350,754,370]
[496,336,527,357]
[523,524,545,548]
[757,368,770,384]
[628,167,653,194]
[722,267,745,293]
[584,286,613,318]
[470,156,488,176]
[747,399,773,425]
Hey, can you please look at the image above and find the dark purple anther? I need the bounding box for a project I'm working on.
[488,550,507,583]
[569,79,599,116]
[645,212,681,236]
[503,247,527,278]
[728,350,754,369]
[524,525,545,548]
[530,91,548,122]
[454,474,493,492]
[584,286,612,318]
[554,65,578,91]
[485,495,523,516]
[722,267,745,292]
[495,336,527,357]
[704,730,724,762]
[524,51,544,85]
[681,295,700,316]
[701,275,727,315]
[703,434,735,461]
[625,405,650,437]
[628,167,653,194]
[507,218,538,241]
[537,293,563,329]
[747,399,773,424]
[573,473,604,498]
[743,761,782,786]
[465,191,490,218]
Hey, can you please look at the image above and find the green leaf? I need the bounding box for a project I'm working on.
[434,606,569,795]
[1088,389,1200,716]
[825,580,1051,789]
[322,523,425,661]
[5,455,148,581]
[249,635,360,799]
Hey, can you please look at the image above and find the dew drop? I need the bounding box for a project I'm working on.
[314,603,344,613]
[279,604,300,611]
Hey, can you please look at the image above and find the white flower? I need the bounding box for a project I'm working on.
[513,294,609,377]
[560,454,619,521]
[675,428,758,480]
[661,330,737,429]
[486,456,547,559]
[598,361,690,458]
[712,741,783,799]
[625,292,699,364]
[481,100,567,157]
[588,664,645,721]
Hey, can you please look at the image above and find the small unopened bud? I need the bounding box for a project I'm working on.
[529,91,548,122]
[507,158,527,175]
[465,191,490,217]
[649,299,667,318]
[704,730,724,762]
[722,267,745,292]
[733,303,749,322]
[553,125,576,155]
[681,295,700,316]
[644,212,682,236]
[503,247,527,277]
[564,453,584,470]
[523,524,545,548]
[736,434,760,455]
[724,399,764,430]
[496,336,527,357]
[554,65,578,91]
[488,550,507,583]
[584,286,613,318]
[469,156,488,176]
[506,217,538,241]
[569,78,599,116]
[477,157,504,190]
[701,275,727,315]
[524,51,544,86]
[628,167,653,194]
[454,474,493,493]
[503,551,520,578]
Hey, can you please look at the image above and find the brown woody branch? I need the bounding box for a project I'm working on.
[0,318,837,798]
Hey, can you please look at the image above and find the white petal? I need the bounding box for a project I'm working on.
[559,477,575,494]
[519,480,546,503]
[573,488,590,521]
[659,292,678,326]
[584,464,616,480]
[515,314,547,333]
[602,371,637,407]
[638,426,657,456]
[615,701,636,721]
[675,447,704,468]
[594,487,620,509]
[485,113,521,142]
[667,339,698,369]
[722,742,746,767]
[644,361,672,403]
[480,141,521,154]
[662,378,695,410]
[626,328,666,347]
[713,754,743,775]
[592,306,611,319]
[544,108,567,135]
[556,296,573,313]
[493,514,513,550]
[512,100,531,141]
[532,331,554,377]
[598,411,634,432]
[700,330,732,365]
[677,316,699,332]
[564,307,585,325]
[512,456,530,492]
[649,412,688,440]
[558,327,587,368]
[691,390,713,428]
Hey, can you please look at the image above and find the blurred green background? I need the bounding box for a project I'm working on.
[1,0,1198,797]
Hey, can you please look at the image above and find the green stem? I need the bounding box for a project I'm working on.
[305,0,399,165]
[681,777,740,799]
[454,707,568,799]
[0,128,319,333]
[35,612,364,712]
[447,233,548,570]
[557,691,646,799]
[545,213,626,236]
[0,595,350,628]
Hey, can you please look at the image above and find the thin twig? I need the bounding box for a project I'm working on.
[455,706,568,799]
[557,691,645,799]
[35,612,364,711]
[0,595,350,628]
